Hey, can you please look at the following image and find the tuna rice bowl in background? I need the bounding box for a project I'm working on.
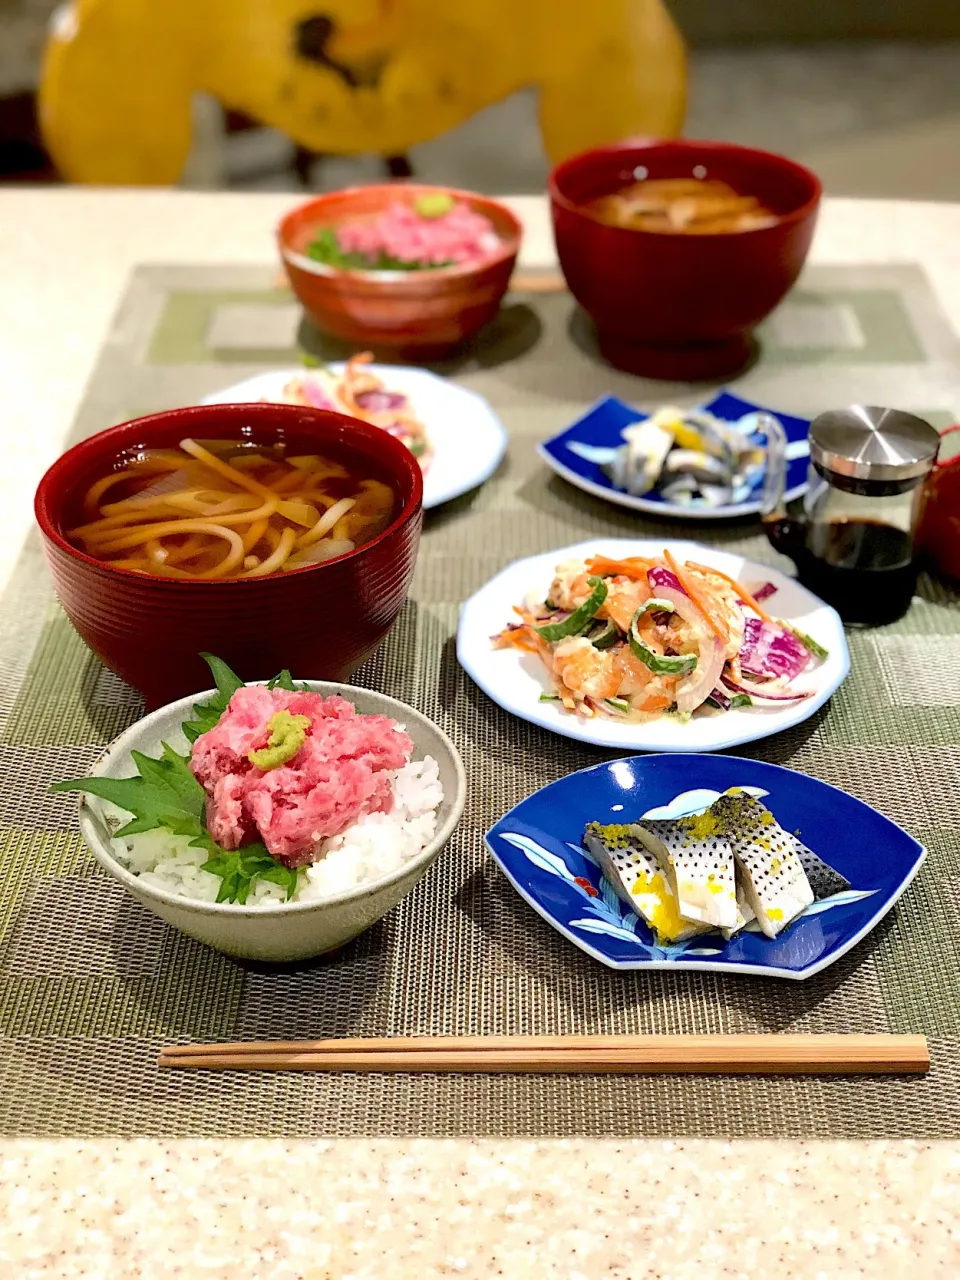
[53,657,448,911]
[304,190,504,273]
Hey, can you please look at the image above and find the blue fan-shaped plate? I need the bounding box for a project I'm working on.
[485,754,924,980]
[537,391,810,519]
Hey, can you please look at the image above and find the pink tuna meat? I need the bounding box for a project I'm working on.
[337,201,501,266]
[189,686,412,868]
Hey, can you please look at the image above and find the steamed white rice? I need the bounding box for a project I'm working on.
[106,755,444,907]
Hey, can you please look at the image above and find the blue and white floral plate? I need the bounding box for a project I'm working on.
[485,754,924,980]
[537,391,810,519]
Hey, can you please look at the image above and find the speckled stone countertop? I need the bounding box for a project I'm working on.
[1,192,960,1276]
[1,1138,958,1277]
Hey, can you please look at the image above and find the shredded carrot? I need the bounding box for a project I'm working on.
[663,550,728,641]
[686,562,775,624]
[636,692,673,713]
[585,556,654,580]
[495,628,539,654]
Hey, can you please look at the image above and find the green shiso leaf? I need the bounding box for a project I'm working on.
[51,654,305,904]
[200,843,299,904]
[305,224,453,272]
[181,653,245,743]
[266,668,309,693]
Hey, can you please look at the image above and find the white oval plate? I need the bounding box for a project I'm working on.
[201,366,507,510]
[457,538,850,753]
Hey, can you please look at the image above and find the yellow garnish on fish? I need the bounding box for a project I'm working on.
[583,822,707,944]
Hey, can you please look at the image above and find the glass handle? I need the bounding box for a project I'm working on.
[758,413,788,521]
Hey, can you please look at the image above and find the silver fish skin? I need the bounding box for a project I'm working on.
[790,835,851,899]
[582,823,706,944]
[710,793,813,939]
[632,817,740,931]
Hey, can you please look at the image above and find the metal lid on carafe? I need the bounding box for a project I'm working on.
[809,406,940,488]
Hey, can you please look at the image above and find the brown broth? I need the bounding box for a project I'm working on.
[69,439,396,579]
[585,178,780,235]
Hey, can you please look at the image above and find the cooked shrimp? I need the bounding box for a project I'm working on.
[547,561,594,611]
[599,575,653,633]
[552,637,622,701]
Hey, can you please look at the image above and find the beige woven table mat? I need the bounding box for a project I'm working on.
[1,263,959,1138]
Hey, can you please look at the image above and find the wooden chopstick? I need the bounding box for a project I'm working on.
[509,270,568,294]
[159,1034,929,1075]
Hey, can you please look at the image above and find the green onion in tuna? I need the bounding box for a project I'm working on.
[628,608,697,676]
[536,577,607,642]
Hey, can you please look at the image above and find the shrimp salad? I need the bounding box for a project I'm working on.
[268,354,432,470]
[493,550,829,723]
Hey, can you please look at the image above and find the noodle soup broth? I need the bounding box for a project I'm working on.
[67,438,397,580]
[35,403,423,705]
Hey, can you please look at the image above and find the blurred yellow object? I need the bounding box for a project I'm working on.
[40,1,686,185]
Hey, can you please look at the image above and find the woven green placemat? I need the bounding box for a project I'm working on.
[2,263,959,1139]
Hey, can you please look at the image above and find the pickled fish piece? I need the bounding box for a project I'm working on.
[710,793,813,938]
[722,885,757,940]
[790,835,850,900]
[602,419,673,496]
[633,815,740,932]
[583,822,707,945]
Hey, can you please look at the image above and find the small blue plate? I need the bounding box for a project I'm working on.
[537,391,810,519]
[485,755,924,980]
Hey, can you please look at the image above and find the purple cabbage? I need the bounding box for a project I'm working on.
[647,566,684,595]
[355,389,408,413]
[738,617,810,682]
[301,381,337,411]
[752,582,779,604]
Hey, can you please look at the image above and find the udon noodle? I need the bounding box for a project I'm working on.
[68,438,395,579]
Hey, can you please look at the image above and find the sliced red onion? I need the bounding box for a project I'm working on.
[708,687,731,711]
[646,566,705,633]
[721,674,812,703]
[676,635,725,715]
[738,617,810,682]
[301,381,337,411]
[355,389,408,413]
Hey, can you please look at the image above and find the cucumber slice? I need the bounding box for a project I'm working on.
[628,608,697,676]
[536,577,608,642]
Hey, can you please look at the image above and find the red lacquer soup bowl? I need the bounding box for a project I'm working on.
[278,184,522,358]
[550,139,822,380]
[35,403,423,709]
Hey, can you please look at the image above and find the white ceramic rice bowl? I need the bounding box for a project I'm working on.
[76,681,466,962]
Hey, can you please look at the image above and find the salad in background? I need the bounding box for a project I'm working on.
[268,353,432,469]
[494,549,827,723]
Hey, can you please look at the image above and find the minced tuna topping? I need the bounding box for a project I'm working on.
[189,686,412,868]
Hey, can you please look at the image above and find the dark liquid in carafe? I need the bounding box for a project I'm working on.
[764,518,917,625]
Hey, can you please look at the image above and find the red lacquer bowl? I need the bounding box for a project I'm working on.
[549,139,822,380]
[278,184,522,358]
[35,403,423,709]
[918,424,960,582]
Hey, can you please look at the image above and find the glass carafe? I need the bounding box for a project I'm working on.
[760,406,940,626]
